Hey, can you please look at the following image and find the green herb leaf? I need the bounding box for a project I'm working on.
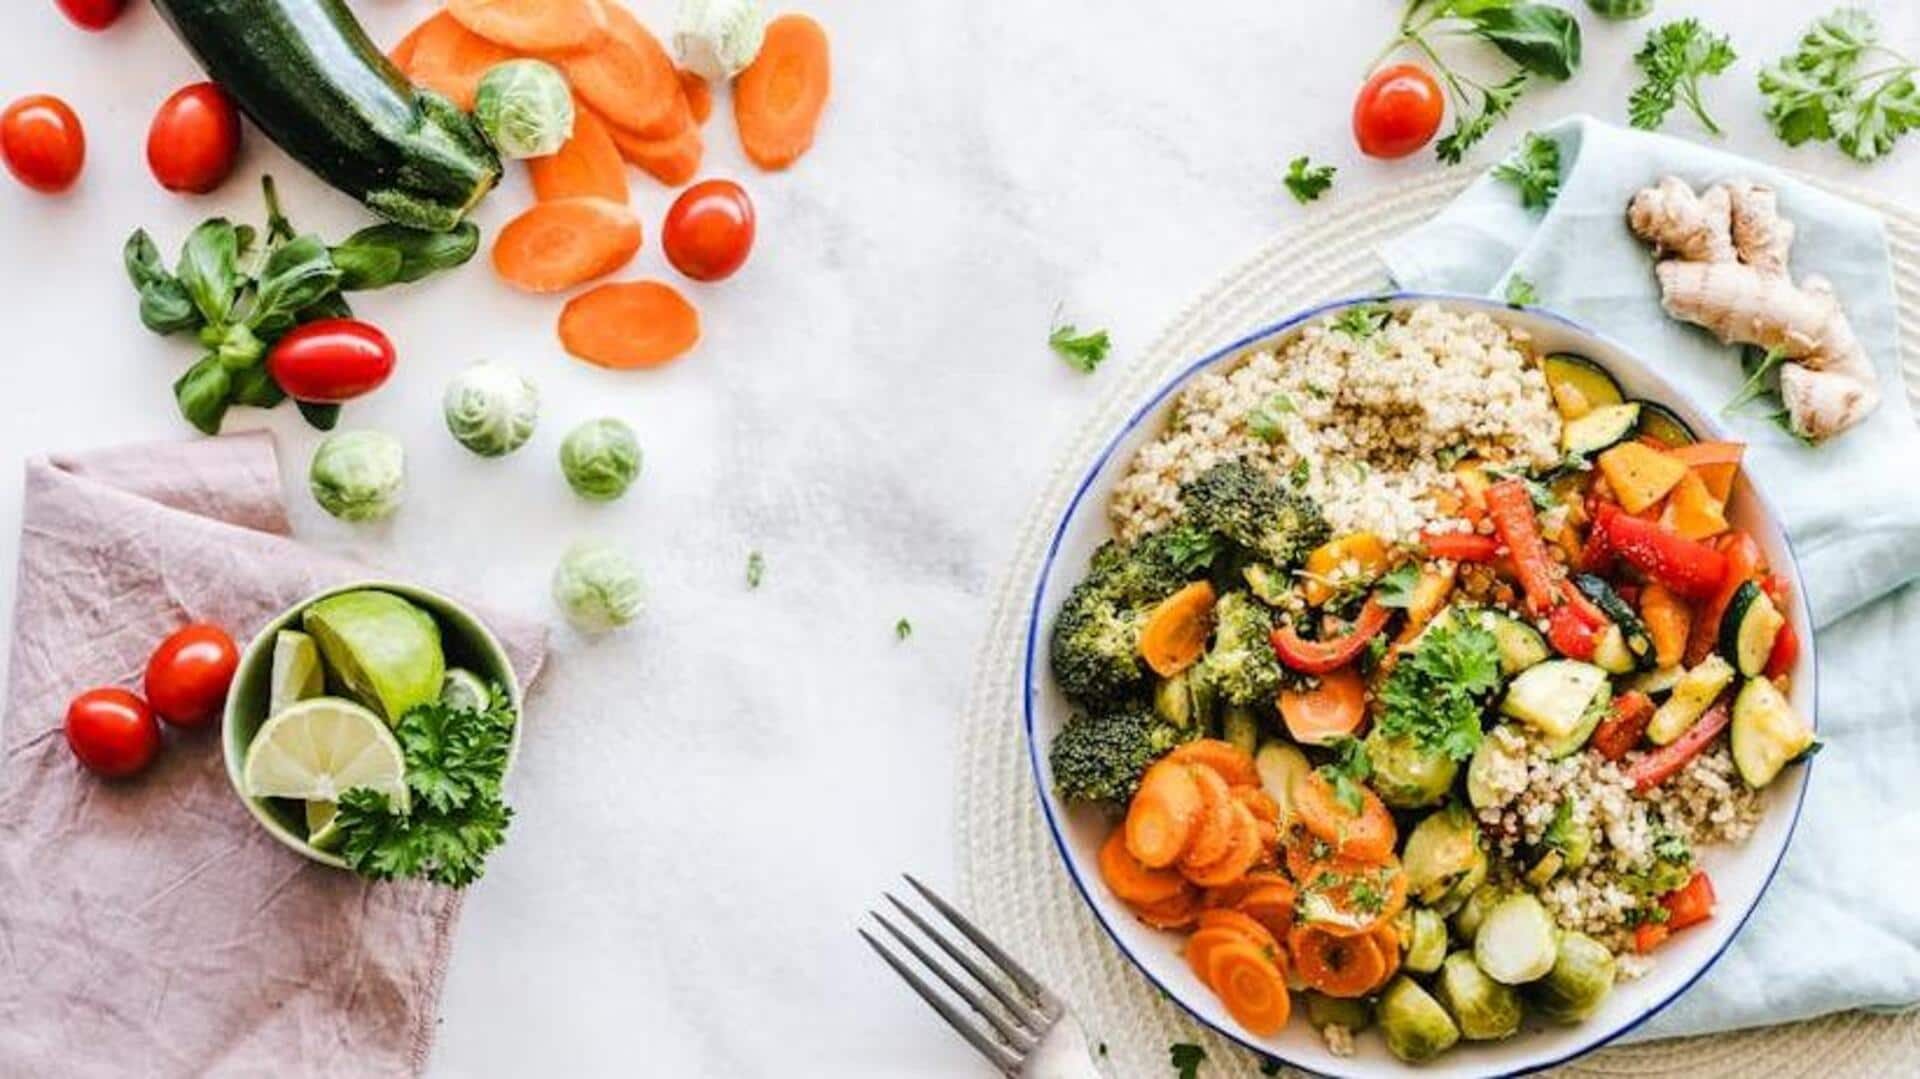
[333,221,482,288]
[1375,563,1422,609]
[1169,1042,1207,1079]
[1760,9,1917,162]
[1315,735,1375,815]
[1504,274,1540,306]
[1436,73,1529,164]
[1331,303,1393,339]
[1245,393,1296,442]
[895,617,914,641]
[746,549,766,589]
[173,354,233,435]
[175,219,244,328]
[1630,18,1737,134]
[1376,616,1504,760]
[228,363,288,409]
[1050,322,1112,374]
[1288,458,1312,489]
[1491,131,1561,210]
[1284,155,1337,204]
[1468,3,1583,81]
[246,234,344,337]
[329,244,405,292]
[124,230,202,335]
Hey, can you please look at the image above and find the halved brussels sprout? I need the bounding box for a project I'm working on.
[1404,907,1449,974]
[1403,804,1487,906]
[1378,975,1461,1063]
[1467,724,1529,810]
[1434,951,1523,1040]
[1451,883,1505,942]
[1366,728,1459,809]
[1527,930,1617,1022]
[1304,990,1373,1033]
[1474,893,1559,985]
[1254,741,1309,828]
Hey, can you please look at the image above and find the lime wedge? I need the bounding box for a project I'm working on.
[302,590,445,724]
[306,800,344,852]
[270,630,327,715]
[439,668,491,713]
[243,697,409,811]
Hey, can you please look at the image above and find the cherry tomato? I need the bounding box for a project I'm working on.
[55,0,128,30]
[662,178,755,282]
[1353,63,1445,159]
[147,82,241,194]
[1,95,85,194]
[266,319,396,402]
[144,623,239,729]
[65,688,161,778]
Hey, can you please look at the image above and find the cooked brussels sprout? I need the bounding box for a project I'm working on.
[309,430,404,522]
[1431,852,1488,919]
[560,418,642,501]
[1404,907,1449,974]
[1467,724,1528,809]
[1474,893,1559,985]
[473,60,575,159]
[1219,703,1259,756]
[552,539,645,632]
[1378,975,1461,1063]
[1304,990,1373,1033]
[673,0,768,79]
[1451,883,1505,941]
[1403,804,1487,906]
[1254,740,1308,826]
[1434,951,1523,1040]
[1527,931,1617,1022]
[1366,728,1459,809]
[443,361,539,457]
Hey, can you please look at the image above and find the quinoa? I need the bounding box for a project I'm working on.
[1109,303,1562,543]
[1319,1022,1356,1057]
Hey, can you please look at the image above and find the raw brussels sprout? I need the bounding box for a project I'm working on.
[1304,990,1372,1033]
[1366,728,1458,809]
[1586,0,1653,18]
[551,539,645,633]
[1403,804,1487,906]
[1434,951,1523,1040]
[673,0,767,79]
[560,418,642,501]
[1474,893,1559,985]
[444,361,539,457]
[473,60,575,159]
[1527,931,1617,1022]
[1378,975,1461,1063]
[309,430,404,521]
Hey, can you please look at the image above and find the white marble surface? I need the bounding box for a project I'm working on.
[2,1,1917,1075]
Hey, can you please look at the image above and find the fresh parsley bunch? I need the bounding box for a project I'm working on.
[1375,617,1504,760]
[1380,0,1585,164]
[335,685,517,888]
[1760,8,1919,162]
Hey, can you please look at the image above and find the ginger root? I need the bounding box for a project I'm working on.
[1627,175,1880,441]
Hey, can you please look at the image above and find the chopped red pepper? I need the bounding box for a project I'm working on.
[1687,531,1764,666]
[1560,579,1610,629]
[1596,504,1729,601]
[1633,922,1670,954]
[1662,871,1717,931]
[1591,690,1655,761]
[1626,695,1733,793]
[1418,529,1500,563]
[1485,480,1561,616]
[1546,605,1598,661]
[1764,618,1800,680]
[1270,597,1392,675]
[1575,525,1614,575]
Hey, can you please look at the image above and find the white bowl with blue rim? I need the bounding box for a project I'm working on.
[1021,293,1816,1076]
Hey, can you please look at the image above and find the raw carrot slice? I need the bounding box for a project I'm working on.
[1207,941,1292,1037]
[1278,665,1367,746]
[388,16,432,69]
[1167,740,1260,788]
[1125,760,1203,868]
[448,0,607,52]
[733,13,831,170]
[559,2,685,138]
[1182,803,1262,888]
[530,104,630,204]
[492,197,641,293]
[1180,765,1237,870]
[1197,908,1281,957]
[608,121,704,187]
[679,69,713,125]
[1288,924,1386,999]
[1130,887,1200,930]
[1097,828,1187,907]
[558,280,701,369]
[1140,581,1215,677]
[404,12,517,111]
[1291,769,1396,864]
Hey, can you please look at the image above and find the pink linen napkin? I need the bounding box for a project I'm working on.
[0,432,546,1078]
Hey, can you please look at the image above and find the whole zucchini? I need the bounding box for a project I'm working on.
[152,0,499,231]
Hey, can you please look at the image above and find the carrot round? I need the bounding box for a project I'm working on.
[1292,769,1396,864]
[1167,739,1260,788]
[560,3,685,138]
[1098,828,1187,907]
[1369,921,1402,989]
[1207,941,1292,1037]
[1140,581,1215,677]
[1236,881,1298,941]
[608,122,704,187]
[403,12,517,111]
[678,69,713,125]
[1278,665,1367,746]
[558,280,701,369]
[387,16,433,69]
[493,197,641,293]
[1203,869,1292,910]
[1297,857,1407,938]
[1196,908,1281,957]
[733,14,831,170]
[1180,765,1236,870]
[448,0,608,53]
[1130,887,1200,930]
[530,105,630,204]
[1289,924,1387,999]
[1125,760,1203,868]
[1185,926,1250,990]
[1232,786,1280,825]
[1182,803,1262,888]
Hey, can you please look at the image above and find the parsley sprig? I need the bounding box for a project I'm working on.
[1049,311,1111,374]
[1284,156,1337,204]
[1316,735,1375,814]
[1629,18,1738,135]
[1492,131,1561,210]
[1375,617,1503,760]
[1760,8,1919,162]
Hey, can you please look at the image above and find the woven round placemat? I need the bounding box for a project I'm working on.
[955,169,1920,1078]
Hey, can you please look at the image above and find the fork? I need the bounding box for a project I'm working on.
[860,874,1103,1078]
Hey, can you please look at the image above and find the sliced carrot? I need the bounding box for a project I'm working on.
[559,2,685,138]
[678,69,713,125]
[1292,769,1396,864]
[1233,786,1280,825]
[492,197,641,293]
[1288,924,1386,999]
[1098,829,1188,907]
[1167,740,1260,788]
[1185,926,1250,989]
[1130,887,1200,930]
[733,13,831,170]
[607,121,704,186]
[1182,803,1262,888]
[1203,869,1292,910]
[1369,921,1403,990]
[1125,760,1203,868]
[1669,441,1745,502]
[1639,582,1693,670]
[530,104,630,204]
[403,12,517,112]
[387,16,433,69]
[1196,908,1282,957]
[1278,665,1367,746]
[558,280,701,369]
[448,0,607,52]
[1296,857,1407,938]
[1236,881,1298,941]
[1140,581,1216,677]
[1180,765,1237,870]
[1208,940,1292,1036]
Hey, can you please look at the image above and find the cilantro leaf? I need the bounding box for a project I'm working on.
[1169,1041,1207,1079]
[1284,156,1337,204]
[1629,19,1737,135]
[1504,274,1540,307]
[895,617,914,641]
[1331,303,1392,339]
[1049,320,1111,374]
[1315,735,1374,815]
[1376,617,1504,760]
[1245,393,1296,442]
[1760,9,1918,162]
[1491,131,1561,210]
[746,549,765,589]
[1374,563,1422,609]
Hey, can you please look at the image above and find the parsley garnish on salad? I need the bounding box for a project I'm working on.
[895,617,914,641]
[1049,315,1112,373]
[1284,155,1336,204]
[1376,617,1503,760]
[1316,735,1375,814]
[1374,563,1422,609]
[1331,303,1392,340]
[1492,131,1561,210]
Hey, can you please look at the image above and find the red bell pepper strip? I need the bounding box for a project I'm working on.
[1626,695,1733,793]
[1270,597,1392,675]
[1596,503,1729,601]
[1687,531,1764,666]
[1418,529,1500,563]
[1633,922,1670,954]
[1546,605,1598,660]
[1764,618,1800,680]
[1485,479,1561,616]
[1662,871,1717,931]
[1591,690,1655,762]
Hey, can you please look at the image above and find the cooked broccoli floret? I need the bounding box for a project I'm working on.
[1197,590,1284,707]
[1049,702,1191,805]
[1050,579,1150,707]
[1179,459,1330,568]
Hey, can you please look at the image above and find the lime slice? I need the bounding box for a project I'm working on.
[439,668,491,713]
[306,800,344,852]
[243,697,409,811]
[269,630,327,715]
[303,590,445,724]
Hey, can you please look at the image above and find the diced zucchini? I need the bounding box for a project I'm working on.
[1627,665,1685,697]
[1634,400,1698,447]
[1404,908,1449,974]
[1540,685,1611,758]
[1543,353,1625,420]
[1219,705,1259,757]
[1562,402,1642,456]
[1591,625,1637,675]
[1254,741,1310,828]
[1573,574,1655,670]
[1731,677,1816,787]
[1718,580,1785,677]
[1647,654,1736,744]
[1500,659,1609,739]
[1473,894,1558,985]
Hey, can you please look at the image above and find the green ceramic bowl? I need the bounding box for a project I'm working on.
[221,580,524,869]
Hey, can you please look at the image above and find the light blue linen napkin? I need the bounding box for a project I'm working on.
[1382,115,1920,1039]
